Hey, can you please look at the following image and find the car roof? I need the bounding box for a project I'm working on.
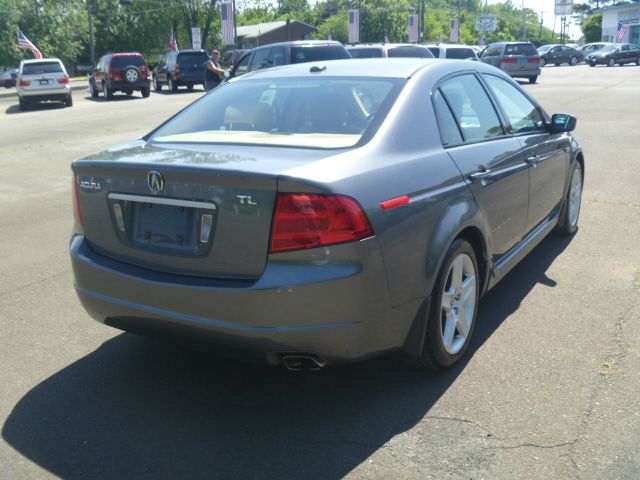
[253,40,344,49]
[233,57,490,81]
[20,58,63,64]
[177,49,207,54]
[111,52,143,56]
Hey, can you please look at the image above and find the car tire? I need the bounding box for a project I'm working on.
[636,57,640,66]
[64,94,73,107]
[555,62,561,67]
[103,82,113,100]
[540,58,546,67]
[589,63,596,67]
[415,239,480,370]
[3,80,11,89]
[141,86,150,98]
[607,58,615,67]
[556,161,583,236]
[569,56,578,66]
[18,97,27,111]
[168,77,177,93]
[153,75,161,91]
[89,79,99,98]
[528,76,538,84]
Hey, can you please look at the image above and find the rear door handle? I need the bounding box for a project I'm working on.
[469,168,492,182]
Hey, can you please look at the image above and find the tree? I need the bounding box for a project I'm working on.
[582,13,602,43]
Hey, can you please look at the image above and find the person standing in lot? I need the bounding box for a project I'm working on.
[205,50,227,91]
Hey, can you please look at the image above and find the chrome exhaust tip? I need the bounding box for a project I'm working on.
[281,354,327,371]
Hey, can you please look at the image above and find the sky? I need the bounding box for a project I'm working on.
[486,0,582,39]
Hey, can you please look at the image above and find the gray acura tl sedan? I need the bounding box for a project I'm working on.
[70,59,584,370]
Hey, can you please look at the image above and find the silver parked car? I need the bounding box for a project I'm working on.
[17,58,72,111]
[71,59,584,370]
[347,43,434,59]
[424,43,479,60]
[480,41,542,84]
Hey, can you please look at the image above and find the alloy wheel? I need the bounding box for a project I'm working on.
[440,253,477,355]
[568,165,583,228]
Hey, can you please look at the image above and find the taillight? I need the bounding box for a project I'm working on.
[19,80,30,86]
[500,58,518,63]
[72,176,84,225]
[175,64,181,77]
[270,194,374,253]
[58,76,70,84]
[110,68,122,80]
[141,65,149,78]
[528,57,540,63]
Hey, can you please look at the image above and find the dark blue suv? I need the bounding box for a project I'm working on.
[153,49,209,92]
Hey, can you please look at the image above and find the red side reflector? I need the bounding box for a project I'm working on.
[19,80,30,86]
[380,195,410,211]
[500,58,518,63]
[72,176,84,225]
[528,57,540,63]
[270,194,374,253]
[58,76,70,84]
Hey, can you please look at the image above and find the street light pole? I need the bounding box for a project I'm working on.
[88,0,95,69]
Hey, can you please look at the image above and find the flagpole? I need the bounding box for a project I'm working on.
[232,0,237,48]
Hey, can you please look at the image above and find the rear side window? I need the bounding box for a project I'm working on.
[22,61,63,75]
[482,45,502,57]
[483,75,544,134]
[348,48,383,58]
[439,74,504,142]
[427,47,440,57]
[177,52,208,64]
[433,90,463,146]
[387,46,433,58]
[445,48,475,59]
[504,43,537,56]
[111,56,146,68]
[290,46,350,63]
[250,48,272,71]
[234,53,252,75]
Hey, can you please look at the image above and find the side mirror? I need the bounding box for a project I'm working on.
[550,113,577,133]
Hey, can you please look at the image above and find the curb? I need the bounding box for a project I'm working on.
[0,82,87,99]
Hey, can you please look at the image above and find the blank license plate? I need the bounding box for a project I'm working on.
[133,203,196,252]
[518,58,528,64]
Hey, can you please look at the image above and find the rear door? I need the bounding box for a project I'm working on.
[501,43,538,74]
[482,73,569,231]
[434,73,529,258]
[177,51,208,82]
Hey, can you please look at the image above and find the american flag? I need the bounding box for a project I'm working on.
[348,9,359,44]
[617,22,628,43]
[168,28,178,52]
[221,2,235,46]
[408,14,419,43]
[17,29,43,59]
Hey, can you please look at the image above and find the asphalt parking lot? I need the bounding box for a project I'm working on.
[1,65,639,479]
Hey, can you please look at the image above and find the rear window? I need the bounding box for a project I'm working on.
[387,46,433,58]
[111,55,146,68]
[22,61,63,75]
[177,52,209,64]
[150,77,403,149]
[290,46,351,63]
[348,48,384,58]
[504,43,538,56]
[445,48,475,59]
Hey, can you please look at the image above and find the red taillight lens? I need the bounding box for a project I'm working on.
[58,76,70,84]
[175,65,181,77]
[110,68,122,80]
[72,176,84,225]
[528,57,540,63]
[270,194,374,253]
[19,80,30,86]
[500,57,518,63]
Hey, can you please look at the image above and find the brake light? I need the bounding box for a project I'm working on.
[141,65,149,78]
[270,194,374,253]
[72,176,84,226]
[500,58,518,63]
[175,64,181,77]
[528,57,540,63]
[19,80,30,86]
[58,76,70,84]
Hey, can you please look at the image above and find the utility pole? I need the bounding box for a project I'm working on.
[420,0,426,43]
[539,11,543,40]
[88,0,95,69]
[521,0,526,40]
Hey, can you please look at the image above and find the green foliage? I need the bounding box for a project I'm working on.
[582,13,602,43]
[0,0,565,70]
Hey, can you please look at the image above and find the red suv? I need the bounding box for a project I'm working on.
[89,53,151,100]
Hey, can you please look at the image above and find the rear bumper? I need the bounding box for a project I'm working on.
[503,67,541,77]
[108,79,150,90]
[18,85,70,99]
[70,235,423,364]
[175,75,205,85]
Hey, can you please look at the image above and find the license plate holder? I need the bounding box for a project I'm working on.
[39,79,49,85]
[518,58,528,64]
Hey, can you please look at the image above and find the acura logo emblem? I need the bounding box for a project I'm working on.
[147,171,164,193]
